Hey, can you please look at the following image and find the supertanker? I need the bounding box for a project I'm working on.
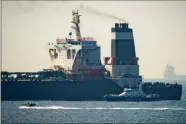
[1,10,182,101]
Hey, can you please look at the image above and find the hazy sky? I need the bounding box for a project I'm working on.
[2,1,186,78]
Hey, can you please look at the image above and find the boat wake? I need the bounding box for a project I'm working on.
[19,106,186,110]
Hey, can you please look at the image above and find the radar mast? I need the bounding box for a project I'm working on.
[71,9,82,41]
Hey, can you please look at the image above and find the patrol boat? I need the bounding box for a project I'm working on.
[104,83,160,101]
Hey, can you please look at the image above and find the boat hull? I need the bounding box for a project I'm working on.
[103,96,159,102]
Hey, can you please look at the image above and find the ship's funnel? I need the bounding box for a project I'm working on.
[111,23,138,65]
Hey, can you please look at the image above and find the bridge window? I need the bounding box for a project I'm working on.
[54,49,58,59]
[72,49,76,59]
[67,49,71,59]
[77,50,81,57]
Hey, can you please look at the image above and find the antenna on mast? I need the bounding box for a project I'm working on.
[69,32,72,40]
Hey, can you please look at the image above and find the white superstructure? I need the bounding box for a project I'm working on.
[48,10,104,75]
[119,83,146,97]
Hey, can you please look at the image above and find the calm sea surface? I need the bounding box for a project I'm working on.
[1,81,186,123]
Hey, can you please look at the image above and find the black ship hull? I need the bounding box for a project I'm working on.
[1,80,182,101]
[142,83,182,100]
[1,79,123,101]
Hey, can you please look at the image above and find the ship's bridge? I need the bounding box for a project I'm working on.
[47,36,102,73]
[81,40,97,49]
[49,37,98,49]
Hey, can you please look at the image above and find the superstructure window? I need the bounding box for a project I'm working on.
[72,49,76,59]
[54,49,58,59]
[67,49,71,59]
[77,50,81,57]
